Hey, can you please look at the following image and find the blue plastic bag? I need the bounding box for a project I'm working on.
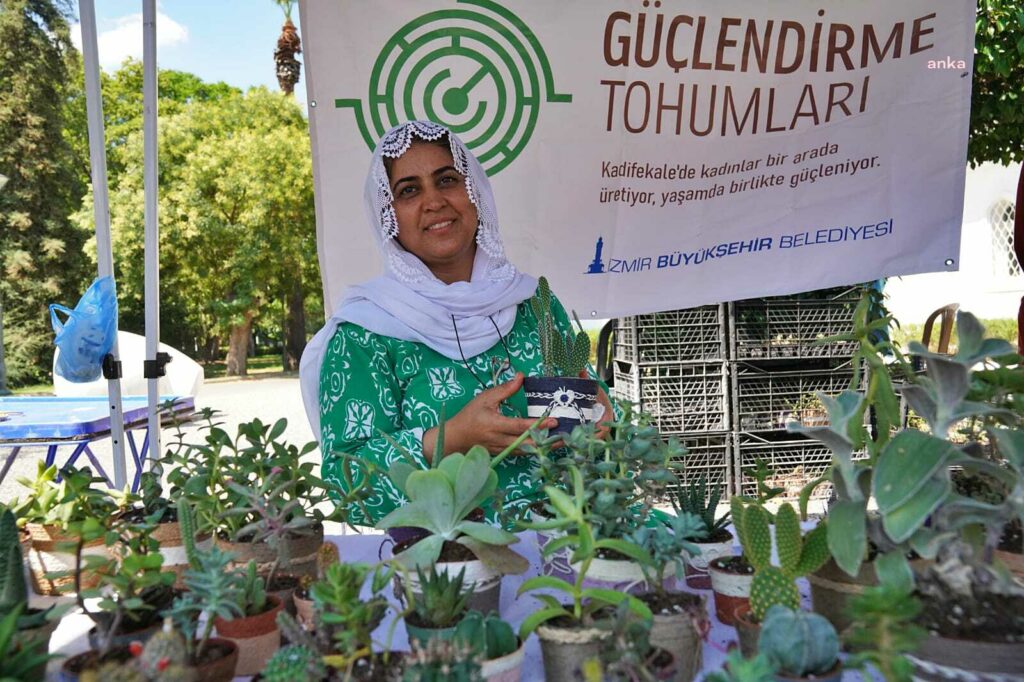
[50,276,118,383]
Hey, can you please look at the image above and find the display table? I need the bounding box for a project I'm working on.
[0,395,194,492]
[39,529,847,681]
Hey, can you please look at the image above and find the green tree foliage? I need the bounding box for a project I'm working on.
[81,88,318,375]
[971,0,1024,165]
[0,0,90,387]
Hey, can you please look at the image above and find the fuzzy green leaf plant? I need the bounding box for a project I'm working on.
[375,446,528,573]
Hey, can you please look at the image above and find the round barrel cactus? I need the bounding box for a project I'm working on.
[757,605,839,677]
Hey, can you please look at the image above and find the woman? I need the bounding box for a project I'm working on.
[300,120,611,526]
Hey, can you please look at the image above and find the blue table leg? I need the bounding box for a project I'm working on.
[0,446,21,485]
[44,444,59,467]
[127,430,144,493]
[81,444,113,487]
[61,442,91,470]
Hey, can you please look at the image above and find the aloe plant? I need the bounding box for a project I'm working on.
[375,446,528,573]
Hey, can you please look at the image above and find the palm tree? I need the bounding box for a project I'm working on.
[272,0,301,95]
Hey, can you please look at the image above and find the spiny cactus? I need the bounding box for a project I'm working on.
[138,618,190,677]
[260,644,327,681]
[176,498,200,571]
[529,276,591,377]
[402,638,484,682]
[315,542,339,578]
[83,619,194,681]
[454,611,518,660]
[239,560,267,616]
[757,605,839,677]
[733,500,829,621]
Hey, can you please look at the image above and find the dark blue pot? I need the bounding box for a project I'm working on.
[523,376,599,436]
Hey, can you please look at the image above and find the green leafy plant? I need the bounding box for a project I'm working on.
[517,466,653,639]
[673,473,731,542]
[704,650,777,682]
[308,561,391,661]
[260,644,328,682]
[164,546,243,663]
[757,605,840,678]
[628,511,705,601]
[375,446,529,572]
[402,638,483,682]
[410,566,470,629]
[842,584,926,682]
[11,462,119,531]
[732,500,829,622]
[0,604,56,680]
[454,611,518,660]
[530,276,591,377]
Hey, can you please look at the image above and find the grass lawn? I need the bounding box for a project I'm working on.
[202,354,287,379]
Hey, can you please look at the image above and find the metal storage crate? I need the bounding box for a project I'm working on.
[728,287,862,361]
[613,361,729,433]
[668,432,732,495]
[731,362,859,432]
[734,433,855,499]
[614,304,727,364]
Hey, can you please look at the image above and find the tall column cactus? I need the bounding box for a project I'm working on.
[528,276,591,377]
[0,510,27,615]
[733,500,830,621]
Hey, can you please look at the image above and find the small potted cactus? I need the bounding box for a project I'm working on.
[730,501,830,658]
[254,644,327,681]
[523,276,597,435]
[454,611,523,682]
[212,560,285,676]
[757,606,842,682]
[403,566,470,647]
[674,474,733,589]
[402,638,484,682]
[78,618,195,681]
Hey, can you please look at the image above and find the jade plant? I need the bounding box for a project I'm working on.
[530,275,590,377]
[732,499,829,621]
[454,611,519,660]
[517,466,653,639]
[757,605,840,678]
[375,445,529,572]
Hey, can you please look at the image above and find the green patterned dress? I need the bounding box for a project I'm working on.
[318,292,600,527]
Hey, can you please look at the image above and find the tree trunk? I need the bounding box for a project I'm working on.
[283,278,306,372]
[225,313,254,377]
[0,296,8,395]
[202,336,220,363]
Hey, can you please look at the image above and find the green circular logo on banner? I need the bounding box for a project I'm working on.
[336,0,571,175]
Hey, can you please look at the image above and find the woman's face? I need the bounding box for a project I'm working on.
[389,141,479,284]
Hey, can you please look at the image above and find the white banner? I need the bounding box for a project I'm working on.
[300,0,974,320]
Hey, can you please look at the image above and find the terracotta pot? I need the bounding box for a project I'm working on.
[480,640,525,682]
[536,622,609,682]
[645,593,706,682]
[294,590,315,630]
[191,638,239,682]
[685,535,733,590]
[213,595,284,676]
[733,604,761,658]
[58,646,133,681]
[808,557,877,635]
[216,524,324,577]
[151,520,211,588]
[910,632,1024,681]
[708,557,752,625]
[773,661,843,682]
[25,523,108,595]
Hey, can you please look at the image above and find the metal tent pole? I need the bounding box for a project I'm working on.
[79,0,128,489]
[142,0,166,469]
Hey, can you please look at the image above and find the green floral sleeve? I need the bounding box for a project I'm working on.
[318,323,427,526]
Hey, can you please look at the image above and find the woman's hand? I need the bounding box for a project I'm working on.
[422,372,557,461]
[582,369,615,440]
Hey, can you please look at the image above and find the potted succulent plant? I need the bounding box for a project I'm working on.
[841,584,926,682]
[594,601,679,682]
[78,618,195,682]
[163,546,241,682]
[11,463,118,595]
[522,276,597,435]
[628,511,709,682]
[730,500,829,658]
[454,611,523,682]
[402,638,483,682]
[212,559,285,676]
[375,445,529,615]
[708,461,784,626]
[757,606,842,682]
[674,474,733,589]
[255,644,328,682]
[274,561,404,681]
[0,509,66,681]
[704,650,777,682]
[517,467,653,681]
[793,311,1024,679]
[294,543,339,630]
[403,566,470,647]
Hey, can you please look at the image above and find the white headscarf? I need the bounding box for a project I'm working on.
[299,121,537,439]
